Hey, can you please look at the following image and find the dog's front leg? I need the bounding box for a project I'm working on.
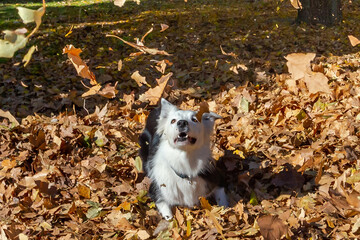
[156,201,173,220]
[214,187,229,207]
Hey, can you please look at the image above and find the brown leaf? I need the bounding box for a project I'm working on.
[160,24,169,32]
[106,35,171,56]
[348,35,360,47]
[304,72,331,94]
[258,215,288,240]
[29,129,46,150]
[139,72,173,105]
[271,164,304,190]
[131,71,148,87]
[285,53,315,80]
[195,102,209,122]
[0,109,19,126]
[98,82,118,99]
[81,84,102,98]
[63,45,97,85]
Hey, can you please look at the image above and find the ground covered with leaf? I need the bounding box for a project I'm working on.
[2,0,360,239]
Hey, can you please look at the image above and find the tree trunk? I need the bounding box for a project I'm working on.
[296,0,342,26]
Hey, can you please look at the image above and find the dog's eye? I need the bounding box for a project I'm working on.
[191,116,199,123]
[171,119,176,124]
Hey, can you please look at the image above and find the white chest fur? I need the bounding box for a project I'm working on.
[150,141,212,207]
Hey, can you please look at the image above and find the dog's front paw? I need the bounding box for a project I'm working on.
[214,187,229,207]
[157,201,173,220]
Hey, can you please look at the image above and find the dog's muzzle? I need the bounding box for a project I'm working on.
[175,132,197,144]
[175,120,197,144]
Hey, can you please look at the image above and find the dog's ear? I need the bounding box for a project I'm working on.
[202,112,222,122]
[160,98,177,118]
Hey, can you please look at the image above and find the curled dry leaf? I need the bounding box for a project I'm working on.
[160,24,169,32]
[106,34,171,56]
[118,59,123,71]
[139,72,173,105]
[98,82,119,99]
[63,45,97,86]
[290,0,302,9]
[131,71,148,87]
[0,109,20,126]
[22,45,37,67]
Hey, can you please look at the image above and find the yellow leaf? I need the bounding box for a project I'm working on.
[186,219,191,237]
[81,84,102,98]
[1,159,17,170]
[22,45,37,67]
[0,35,28,58]
[118,201,131,211]
[199,197,212,211]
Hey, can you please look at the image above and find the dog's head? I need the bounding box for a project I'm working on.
[156,98,221,150]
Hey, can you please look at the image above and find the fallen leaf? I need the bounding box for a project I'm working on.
[78,184,91,199]
[106,34,171,56]
[304,71,331,94]
[0,109,20,126]
[258,215,287,240]
[118,59,123,71]
[285,53,316,80]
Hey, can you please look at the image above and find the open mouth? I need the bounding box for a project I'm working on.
[175,132,197,144]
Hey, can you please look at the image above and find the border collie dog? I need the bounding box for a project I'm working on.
[139,98,228,220]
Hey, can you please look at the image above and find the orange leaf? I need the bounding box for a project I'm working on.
[118,201,131,211]
[63,45,97,85]
[199,197,212,211]
[78,184,91,199]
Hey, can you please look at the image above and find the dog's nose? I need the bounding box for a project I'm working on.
[177,120,188,128]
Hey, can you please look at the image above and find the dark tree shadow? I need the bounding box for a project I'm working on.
[0,0,359,121]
